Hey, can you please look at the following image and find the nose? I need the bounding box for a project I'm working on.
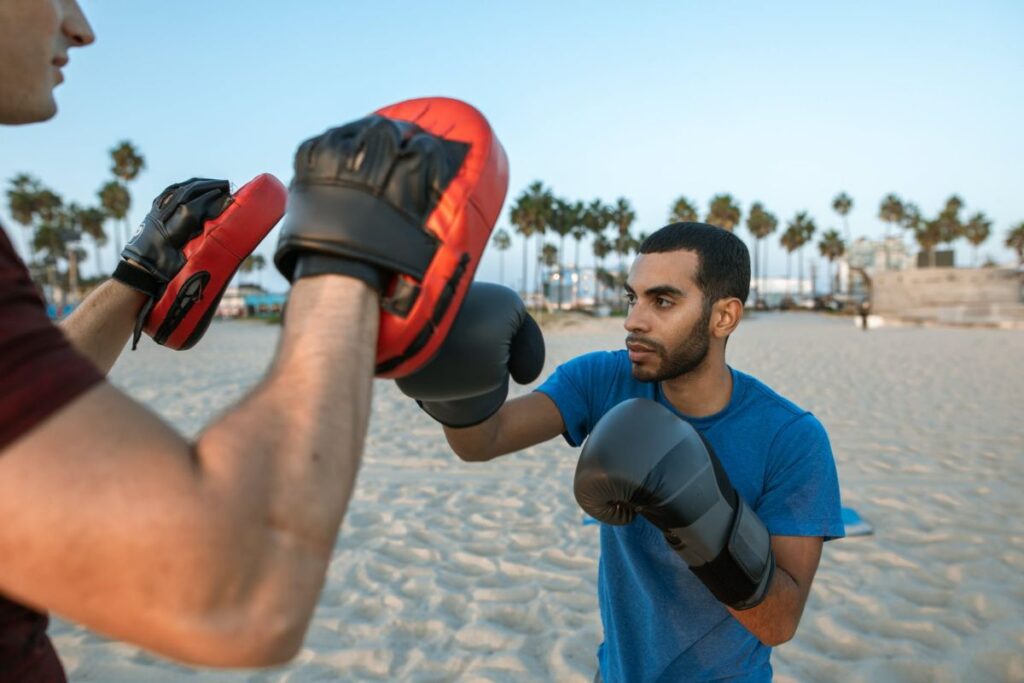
[63,0,96,47]
[624,302,648,334]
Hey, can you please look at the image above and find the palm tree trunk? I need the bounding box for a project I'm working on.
[752,239,759,304]
[521,239,528,298]
[558,235,566,310]
[761,241,768,306]
[786,253,792,296]
[93,240,103,277]
[535,237,544,314]
[67,248,80,304]
[798,249,804,297]
[573,238,581,308]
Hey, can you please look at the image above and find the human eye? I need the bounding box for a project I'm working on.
[655,296,673,308]
[623,292,637,307]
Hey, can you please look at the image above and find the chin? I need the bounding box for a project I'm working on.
[0,96,58,125]
[630,363,660,384]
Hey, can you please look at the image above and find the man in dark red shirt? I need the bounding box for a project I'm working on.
[0,1,492,679]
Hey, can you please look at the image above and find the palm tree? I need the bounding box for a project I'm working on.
[492,228,512,286]
[779,225,800,300]
[250,253,267,288]
[609,197,636,280]
[540,242,559,301]
[962,212,992,266]
[745,202,777,306]
[30,188,69,307]
[109,140,146,248]
[583,198,610,265]
[832,192,853,293]
[71,204,107,276]
[832,192,853,243]
[508,181,552,301]
[818,229,845,296]
[98,179,130,255]
[1005,222,1024,265]
[549,198,582,309]
[669,196,699,223]
[934,195,965,256]
[706,194,741,232]
[592,233,613,306]
[6,173,44,262]
[878,193,905,269]
[785,212,816,297]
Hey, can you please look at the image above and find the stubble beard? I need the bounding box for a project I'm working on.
[628,306,712,383]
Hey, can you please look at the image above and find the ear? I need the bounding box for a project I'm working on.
[710,298,743,339]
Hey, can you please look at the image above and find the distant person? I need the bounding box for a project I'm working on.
[859,299,871,331]
[400,223,845,682]
[1,1,505,679]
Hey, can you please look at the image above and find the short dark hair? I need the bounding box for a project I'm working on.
[639,222,750,306]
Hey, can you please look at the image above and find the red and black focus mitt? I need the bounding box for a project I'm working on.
[274,97,509,378]
[113,174,286,350]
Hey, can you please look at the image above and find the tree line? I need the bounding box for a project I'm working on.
[492,184,1024,307]
[7,159,1024,309]
[4,141,273,307]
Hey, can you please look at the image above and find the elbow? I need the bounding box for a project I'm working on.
[443,427,497,462]
[758,618,800,647]
[155,584,314,668]
[451,445,495,462]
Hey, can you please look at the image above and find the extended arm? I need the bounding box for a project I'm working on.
[0,276,377,667]
[442,392,565,461]
[396,283,560,461]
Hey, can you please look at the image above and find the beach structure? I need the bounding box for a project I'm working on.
[872,266,1024,327]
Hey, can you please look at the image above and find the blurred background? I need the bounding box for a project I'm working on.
[2,0,1021,316]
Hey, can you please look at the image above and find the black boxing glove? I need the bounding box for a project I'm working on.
[112,178,231,348]
[396,282,545,428]
[574,399,775,610]
[274,114,467,292]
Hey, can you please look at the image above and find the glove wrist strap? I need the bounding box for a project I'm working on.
[112,260,159,351]
[293,253,387,293]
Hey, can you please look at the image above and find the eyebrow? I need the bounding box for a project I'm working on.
[623,283,686,298]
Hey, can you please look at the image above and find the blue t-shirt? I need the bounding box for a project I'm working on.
[536,351,845,683]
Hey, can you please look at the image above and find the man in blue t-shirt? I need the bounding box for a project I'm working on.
[398,222,845,682]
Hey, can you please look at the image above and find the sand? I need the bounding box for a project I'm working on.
[47,311,1024,682]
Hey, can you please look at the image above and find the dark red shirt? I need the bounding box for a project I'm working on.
[1,226,104,682]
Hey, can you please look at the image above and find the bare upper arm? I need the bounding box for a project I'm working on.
[0,382,262,662]
[444,391,566,460]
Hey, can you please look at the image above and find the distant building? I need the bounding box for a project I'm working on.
[542,266,601,309]
[837,237,914,296]
[217,285,285,319]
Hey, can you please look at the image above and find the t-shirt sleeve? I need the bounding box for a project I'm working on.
[534,351,611,447]
[0,231,104,450]
[756,412,846,541]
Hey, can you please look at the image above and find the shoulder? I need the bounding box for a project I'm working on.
[734,369,807,420]
[731,369,831,450]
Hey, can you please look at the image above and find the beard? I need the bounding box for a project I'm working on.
[627,306,712,383]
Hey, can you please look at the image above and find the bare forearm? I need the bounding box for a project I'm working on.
[727,565,804,646]
[193,277,378,629]
[60,278,145,374]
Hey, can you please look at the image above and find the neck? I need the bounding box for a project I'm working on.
[658,352,732,418]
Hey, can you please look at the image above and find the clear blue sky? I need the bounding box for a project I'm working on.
[2,0,1021,293]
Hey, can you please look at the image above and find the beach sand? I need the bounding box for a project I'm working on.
[49,312,1024,682]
